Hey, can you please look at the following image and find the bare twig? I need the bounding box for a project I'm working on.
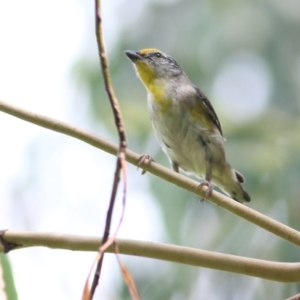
[115,243,141,300]
[2,230,300,283]
[89,0,128,298]
[99,153,128,254]
[1,99,300,248]
[82,252,102,300]
[89,158,121,298]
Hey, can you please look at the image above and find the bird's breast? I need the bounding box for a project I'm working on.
[147,93,225,176]
[145,82,172,114]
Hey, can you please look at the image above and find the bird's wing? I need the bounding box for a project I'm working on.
[193,87,223,136]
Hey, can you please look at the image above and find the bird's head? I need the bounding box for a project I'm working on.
[125,48,182,87]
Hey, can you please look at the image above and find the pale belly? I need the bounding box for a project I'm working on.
[149,104,226,179]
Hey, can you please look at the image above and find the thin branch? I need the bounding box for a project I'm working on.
[0,99,300,248]
[90,0,128,298]
[89,159,121,298]
[94,2,126,149]
[1,230,300,283]
[99,153,128,255]
[115,243,141,300]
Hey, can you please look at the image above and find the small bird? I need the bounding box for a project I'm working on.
[125,48,250,203]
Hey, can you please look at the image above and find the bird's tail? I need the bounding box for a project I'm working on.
[228,181,251,203]
[217,167,251,203]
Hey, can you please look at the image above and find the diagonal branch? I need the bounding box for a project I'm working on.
[0,99,300,247]
[1,230,300,283]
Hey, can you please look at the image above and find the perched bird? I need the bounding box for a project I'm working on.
[125,48,250,203]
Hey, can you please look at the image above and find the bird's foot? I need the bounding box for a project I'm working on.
[198,181,213,202]
[137,154,154,175]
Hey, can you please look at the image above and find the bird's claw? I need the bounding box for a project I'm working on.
[198,181,213,202]
[137,154,154,175]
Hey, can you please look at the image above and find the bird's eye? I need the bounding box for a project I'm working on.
[155,52,162,58]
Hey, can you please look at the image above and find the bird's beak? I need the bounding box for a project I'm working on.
[125,50,142,62]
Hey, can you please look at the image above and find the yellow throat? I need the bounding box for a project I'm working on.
[134,48,170,111]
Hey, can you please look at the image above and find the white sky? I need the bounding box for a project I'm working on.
[0,0,164,299]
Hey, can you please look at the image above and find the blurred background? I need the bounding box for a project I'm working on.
[0,0,300,299]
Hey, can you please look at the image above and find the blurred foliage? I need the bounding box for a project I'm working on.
[0,254,18,300]
[73,0,300,299]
